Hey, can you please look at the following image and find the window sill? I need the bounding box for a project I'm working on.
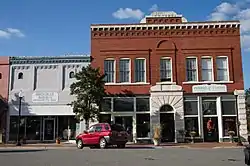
[182,81,234,84]
[156,82,176,85]
[105,82,150,86]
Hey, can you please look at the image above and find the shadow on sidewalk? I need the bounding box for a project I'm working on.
[0,149,47,153]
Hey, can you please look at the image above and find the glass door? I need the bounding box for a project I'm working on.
[43,118,55,141]
[203,117,219,142]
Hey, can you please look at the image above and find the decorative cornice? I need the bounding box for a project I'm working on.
[10,55,91,65]
[91,21,240,38]
[91,21,240,31]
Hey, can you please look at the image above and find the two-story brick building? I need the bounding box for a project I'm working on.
[91,11,247,143]
[7,55,90,142]
[0,57,10,143]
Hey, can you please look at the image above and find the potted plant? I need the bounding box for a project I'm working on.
[178,129,186,143]
[228,131,235,143]
[153,124,161,146]
[56,137,61,144]
[190,131,196,144]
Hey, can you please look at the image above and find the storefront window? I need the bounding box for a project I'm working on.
[102,98,111,112]
[99,114,111,123]
[136,98,149,112]
[221,96,236,115]
[9,116,25,141]
[222,117,237,136]
[58,116,77,140]
[113,98,134,112]
[202,97,217,115]
[26,117,41,140]
[184,97,198,115]
[136,114,150,138]
[184,117,199,137]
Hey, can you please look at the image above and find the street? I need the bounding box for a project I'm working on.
[0,147,245,166]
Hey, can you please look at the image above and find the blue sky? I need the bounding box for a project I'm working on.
[0,0,249,88]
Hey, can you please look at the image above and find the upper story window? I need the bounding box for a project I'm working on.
[69,71,75,79]
[104,59,115,83]
[18,72,23,79]
[134,58,145,82]
[160,58,172,82]
[186,58,197,82]
[201,57,213,81]
[0,73,2,79]
[119,59,130,83]
[216,57,229,81]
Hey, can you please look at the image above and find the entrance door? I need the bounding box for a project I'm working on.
[203,117,219,142]
[43,118,55,141]
[160,113,175,142]
[114,116,133,141]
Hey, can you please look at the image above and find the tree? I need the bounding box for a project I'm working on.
[70,65,106,129]
[246,88,250,111]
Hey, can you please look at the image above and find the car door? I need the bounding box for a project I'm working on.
[85,125,96,144]
[92,124,103,144]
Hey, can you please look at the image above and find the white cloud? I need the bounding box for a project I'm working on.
[112,8,144,20]
[0,30,11,39]
[6,28,25,38]
[208,0,250,51]
[149,4,159,12]
[0,28,25,39]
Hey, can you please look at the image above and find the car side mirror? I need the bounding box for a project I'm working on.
[83,130,88,134]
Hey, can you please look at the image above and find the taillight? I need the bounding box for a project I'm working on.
[108,131,112,136]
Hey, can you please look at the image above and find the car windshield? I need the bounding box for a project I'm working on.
[111,124,125,132]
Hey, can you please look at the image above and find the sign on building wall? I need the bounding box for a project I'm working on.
[192,84,227,93]
[32,92,59,103]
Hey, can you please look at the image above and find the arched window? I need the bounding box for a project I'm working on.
[18,72,23,79]
[0,73,2,79]
[69,71,74,79]
[160,104,174,112]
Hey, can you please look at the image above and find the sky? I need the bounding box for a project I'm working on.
[0,0,249,88]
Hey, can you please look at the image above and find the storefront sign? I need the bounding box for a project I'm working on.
[192,84,227,93]
[32,92,59,103]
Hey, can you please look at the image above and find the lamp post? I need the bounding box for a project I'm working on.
[234,90,243,146]
[16,90,23,146]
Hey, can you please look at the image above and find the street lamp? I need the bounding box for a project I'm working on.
[16,90,23,146]
[234,90,243,146]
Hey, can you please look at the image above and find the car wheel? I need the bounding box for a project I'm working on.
[117,144,126,148]
[76,139,84,149]
[99,138,107,149]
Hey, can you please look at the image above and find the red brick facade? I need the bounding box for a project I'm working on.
[91,16,244,95]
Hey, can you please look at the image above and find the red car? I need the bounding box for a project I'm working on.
[75,123,129,149]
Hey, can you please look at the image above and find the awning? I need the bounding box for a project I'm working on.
[9,104,74,116]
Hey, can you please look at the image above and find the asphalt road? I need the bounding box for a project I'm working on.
[0,147,246,166]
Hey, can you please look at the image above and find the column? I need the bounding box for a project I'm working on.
[217,97,223,142]
[235,90,248,142]
[133,97,136,143]
[198,96,203,139]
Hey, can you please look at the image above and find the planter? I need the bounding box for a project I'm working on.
[189,131,196,144]
[228,131,235,143]
[56,138,61,144]
[153,139,160,146]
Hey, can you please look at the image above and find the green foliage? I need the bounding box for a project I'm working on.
[246,88,250,110]
[70,64,106,126]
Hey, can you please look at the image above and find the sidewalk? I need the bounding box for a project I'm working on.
[0,142,247,149]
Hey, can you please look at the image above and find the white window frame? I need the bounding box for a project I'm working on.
[185,56,198,82]
[160,57,172,83]
[216,56,229,82]
[119,58,131,83]
[201,56,214,82]
[104,58,116,84]
[134,58,146,83]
